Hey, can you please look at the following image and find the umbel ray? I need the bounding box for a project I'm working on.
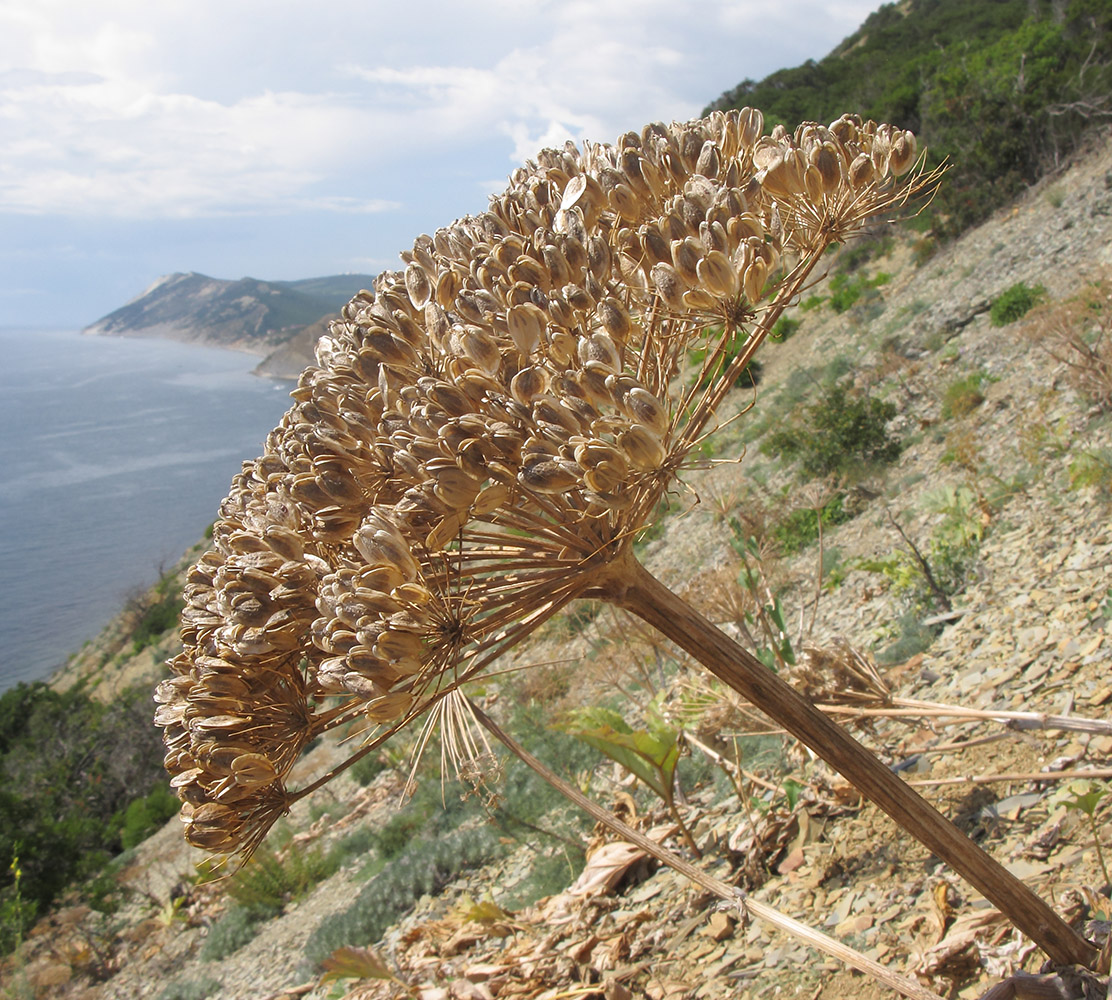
[154,108,1098,970]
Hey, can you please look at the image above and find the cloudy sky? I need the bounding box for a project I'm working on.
[1,0,882,328]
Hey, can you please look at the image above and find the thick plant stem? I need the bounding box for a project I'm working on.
[597,550,1097,969]
[469,701,948,1000]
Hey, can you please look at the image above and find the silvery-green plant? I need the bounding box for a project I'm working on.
[154,109,1095,968]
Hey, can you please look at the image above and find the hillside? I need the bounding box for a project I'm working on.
[82,272,374,356]
[6,123,1111,1000]
[707,0,1112,237]
[252,314,338,380]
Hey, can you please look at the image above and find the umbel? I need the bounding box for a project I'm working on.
[154,109,1095,971]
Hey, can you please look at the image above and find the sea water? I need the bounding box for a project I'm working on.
[0,327,297,692]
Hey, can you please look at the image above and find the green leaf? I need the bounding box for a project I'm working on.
[782,778,805,812]
[756,648,779,672]
[561,707,679,806]
[1063,789,1105,818]
[457,895,516,925]
[769,598,788,634]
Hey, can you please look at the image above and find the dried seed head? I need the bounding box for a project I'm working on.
[158,106,935,865]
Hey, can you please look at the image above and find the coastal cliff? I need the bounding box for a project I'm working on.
[83,271,373,368]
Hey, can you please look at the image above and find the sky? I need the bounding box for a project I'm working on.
[0,0,883,329]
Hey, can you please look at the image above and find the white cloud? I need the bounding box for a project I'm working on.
[0,0,881,220]
[0,71,386,216]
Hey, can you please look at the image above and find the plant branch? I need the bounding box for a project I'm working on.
[908,768,1112,789]
[885,508,952,612]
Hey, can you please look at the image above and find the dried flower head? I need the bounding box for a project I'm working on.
[157,109,935,864]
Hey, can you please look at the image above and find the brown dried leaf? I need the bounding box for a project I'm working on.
[321,945,398,984]
[569,842,648,897]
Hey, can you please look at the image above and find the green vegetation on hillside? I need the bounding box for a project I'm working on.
[0,682,174,951]
[302,702,600,970]
[760,380,901,478]
[707,0,1112,236]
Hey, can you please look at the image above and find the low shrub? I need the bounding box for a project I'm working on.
[348,751,389,787]
[302,825,505,970]
[226,842,337,916]
[990,282,1045,326]
[760,382,900,479]
[498,849,582,910]
[0,682,172,947]
[1023,279,1112,412]
[158,976,223,1000]
[118,783,180,849]
[771,316,801,341]
[875,612,940,666]
[828,271,891,314]
[772,493,851,554]
[912,236,937,267]
[200,905,263,961]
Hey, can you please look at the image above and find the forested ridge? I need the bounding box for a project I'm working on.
[707,0,1112,236]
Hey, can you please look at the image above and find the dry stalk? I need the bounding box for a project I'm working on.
[1024,275,1112,413]
[791,639,1112,735]
[819,701,1112,736]
[152,110,1095,967]
[908,768,1112,789]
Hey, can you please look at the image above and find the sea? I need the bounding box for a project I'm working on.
[0,327,299,693]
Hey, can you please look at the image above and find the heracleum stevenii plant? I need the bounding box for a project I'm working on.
[154,109,1097,969]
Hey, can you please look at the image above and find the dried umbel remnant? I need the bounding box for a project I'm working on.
[156,109,931,863]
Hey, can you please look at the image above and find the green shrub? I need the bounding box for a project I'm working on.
[912,237,937,267]
[990,282,1046,326]
[375,809,431,861]
[348,751,389,787]
[771,316,801,341]
[836,236,894,273]
[941,372,988,418]
[498,849,582,910]
[158,976,223,1000]
[302,825,505,970]
[875,612,940,666]
[710,0,1112,239]
[828,271,891,314]
[772,493,851,554]
[131,590,184,654]
[0,682,171,945]
[198,841,342,961]
[1068,450,1112,491]
[226,842,337,916]
[760,382,900,479]
[328,826,380,870]
[118,783,180,849]
[200,905,264,961]
[858,485,986,617]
